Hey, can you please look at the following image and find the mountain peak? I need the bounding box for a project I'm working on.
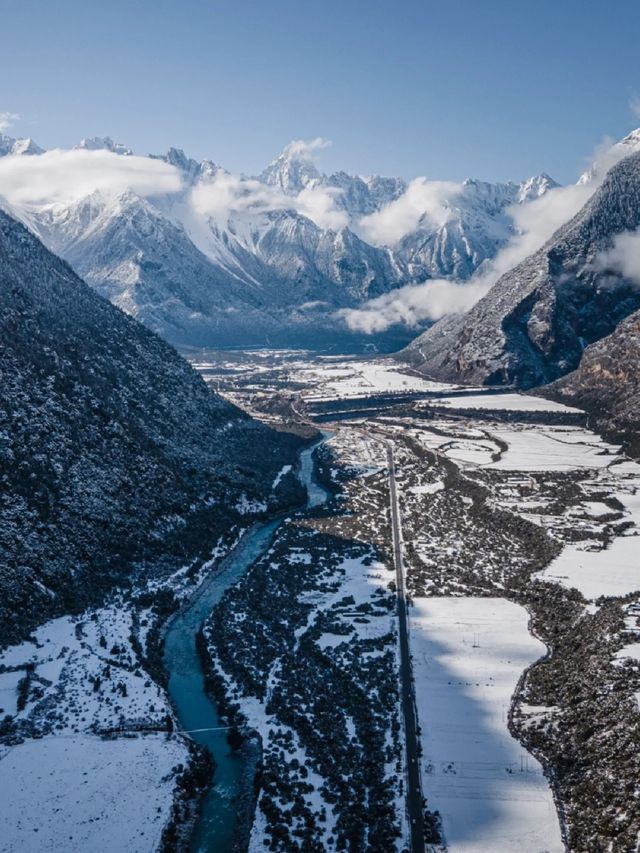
[0,133,45,157]
[517,172,560,202]
[148,147,206,182]
[260,139,326,194]
[75,136,133,156]
[578,127,640,185]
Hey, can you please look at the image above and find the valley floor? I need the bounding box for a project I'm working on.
[1,349,639,852]
[194,349,640,852]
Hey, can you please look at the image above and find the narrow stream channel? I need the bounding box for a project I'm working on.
[163,433,331,852]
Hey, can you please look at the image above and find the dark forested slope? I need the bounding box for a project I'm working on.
[0,209,302,646]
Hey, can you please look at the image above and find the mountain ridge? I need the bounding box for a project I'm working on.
[403,150,640,388]
[0,131,558,348]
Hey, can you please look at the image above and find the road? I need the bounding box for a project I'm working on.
[387,443,426,853]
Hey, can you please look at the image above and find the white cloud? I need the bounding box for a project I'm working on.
[0,112,20,134]
[0,148,183,206]
[630,96,640,120]
[295,183,348,230]
[340,181,595,334]
[278,137,331,162]
[0,136,348,237]
[499,183,593,271]
[595,229,640,285]
[338,278,490,333]
[357,177,462,246]
[190,168,348,232]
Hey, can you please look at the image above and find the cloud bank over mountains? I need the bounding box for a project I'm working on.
[0,149,182,206]
[190,169,349,232]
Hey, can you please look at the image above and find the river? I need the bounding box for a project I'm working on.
[163,434,330,852]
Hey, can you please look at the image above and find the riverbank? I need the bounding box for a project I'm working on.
[161,434,330,853]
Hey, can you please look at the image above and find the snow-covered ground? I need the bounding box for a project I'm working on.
[613,600,640,710]
[0,608,169,735]
[0,604,188,853]
[407,421,621,472]
[488,426,619,472]
[537,465,640,599]
[402,411,640,599]
[239,553,404,851]
[300,359,452,400]
[538,534,640,600]
[431,392,583,413]
[0,734,184,853]
[410,597,563,853]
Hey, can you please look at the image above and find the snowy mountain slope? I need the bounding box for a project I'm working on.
[0,207,302,646]
[392,174,560,281]
[404,150,640,387]
[578,127,640,184]
[24,189,272,345]
[22,186,410,346]
[200,207,406,306]
[324,171,407,219]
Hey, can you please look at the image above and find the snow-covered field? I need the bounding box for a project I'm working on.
[0,734,184,853]
[488,425,619,472]
[539,535,640,600]
[431,392,583,413]
[402,409,640,598]
[300,359,451,400]
[0,604,188,853]
[410,597,563,853]
[407,420,620,472]
[535,462,640,599]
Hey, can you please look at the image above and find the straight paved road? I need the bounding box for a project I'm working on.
[387,443,425,853]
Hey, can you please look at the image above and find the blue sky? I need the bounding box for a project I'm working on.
[1,0,640,183]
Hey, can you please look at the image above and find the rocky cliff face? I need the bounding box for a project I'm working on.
[404,152,640,387]
[542,308,640,441]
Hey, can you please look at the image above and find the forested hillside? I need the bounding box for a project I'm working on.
[0,209,303,646]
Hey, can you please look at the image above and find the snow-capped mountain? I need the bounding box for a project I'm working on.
[0,131,559,347]
[325,171,407,219]
[394,174,560,281]
[578,128,640,184]
[404,150,640,387]
[260,140,323,193]
[74,136,133,155]
[0,132,44,156]
[26,189,263,345]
